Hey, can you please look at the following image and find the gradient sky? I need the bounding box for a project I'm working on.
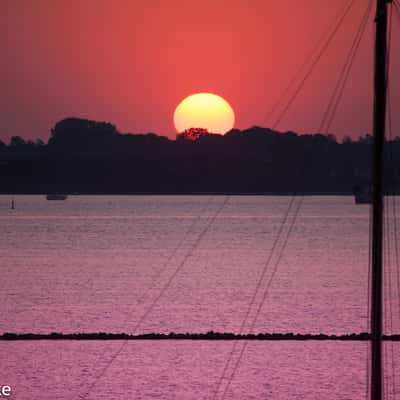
[2,0,399,142]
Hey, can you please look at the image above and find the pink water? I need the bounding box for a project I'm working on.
[1,195,399,399]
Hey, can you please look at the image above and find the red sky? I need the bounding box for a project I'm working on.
[1,0,399,142]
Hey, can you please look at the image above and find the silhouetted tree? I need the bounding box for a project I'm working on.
[358,134,373,144]
[10,136,26,147]
[326,134,337,143]
[343,135,353,144]
[1,117,399,194]
[176,127,209,141]
[48,117,119,154]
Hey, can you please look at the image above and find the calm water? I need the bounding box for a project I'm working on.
[1,195,399,399]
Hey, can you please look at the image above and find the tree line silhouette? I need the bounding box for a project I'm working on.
[1,117,399,194]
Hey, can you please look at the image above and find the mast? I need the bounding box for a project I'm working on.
[371,0,390,399]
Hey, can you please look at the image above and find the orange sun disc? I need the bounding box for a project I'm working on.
[173,92,235,134]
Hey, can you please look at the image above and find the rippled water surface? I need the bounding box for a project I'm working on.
[1,195,399,399]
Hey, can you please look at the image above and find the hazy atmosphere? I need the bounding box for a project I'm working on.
[1,1,400,399]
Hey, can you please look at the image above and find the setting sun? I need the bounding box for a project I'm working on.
[173,93,235,134]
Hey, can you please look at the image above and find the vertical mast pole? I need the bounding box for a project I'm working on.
[371,0,389,399]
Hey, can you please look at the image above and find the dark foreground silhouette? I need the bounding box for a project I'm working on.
[2,331,400,341]
[1,117,399,194]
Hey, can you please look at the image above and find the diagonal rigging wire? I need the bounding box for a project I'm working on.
[391,0,400,323]
[213,4,367,399]
[71,197,216,332]
[77,196,230,400]
[216,5,382,400]
[387,6,396,398]
[380,3,398,398]
[388,50,400,358]
[214,2,371,398]
[376,3,397,398]
[365,152,374,400]
[384,196,393,399]
[211,195,298,400]
[385,5,398,397]
[219,197,304,400]
[130,195,230,333]
[319,0,374,134]
[72,2,397,399]
[62,198,208,321]
[316,2,373,395]
[366,117,375,400]
[323,0,374,133]
[271,0,356,129]
[65,197,213,397]
[314,2,378,391]
[116,195,215,331]
[261,0,357,126]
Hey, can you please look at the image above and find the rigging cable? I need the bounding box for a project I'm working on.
[64,197,211,325]
[131,195,230,332]
[367,141,373,400]
[385,5,398,397]
[219,198,304,400]
[319,21,374,394]
[213,2,369,398]
[387,81,400,400]
[388,44,400,400]
[389,0,400,338]
[318,0,374,134]
[271,0,356,129]
[364,2,375,382]
[384,198,392,399]
[313,3,376,395]
[211,195,298,400]
[71,196,214,400]
[261,0,358,126]
[77,196,230,400]
[381,3,395,397]
[117,195,215,332]
[69,196,213,399]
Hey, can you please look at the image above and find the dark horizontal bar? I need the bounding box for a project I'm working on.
[1,332,400,341]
